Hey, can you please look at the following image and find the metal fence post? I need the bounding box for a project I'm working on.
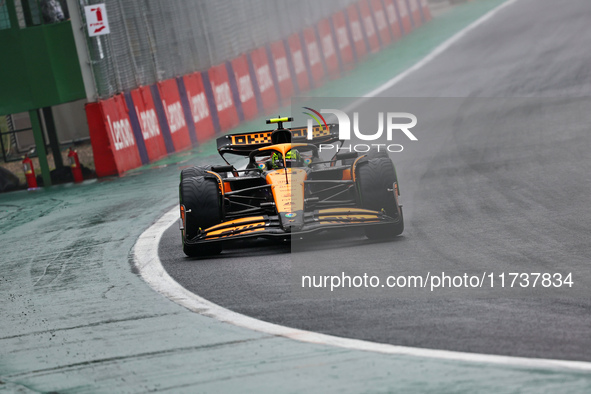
[82,0,361,100]
[29,109,52,187]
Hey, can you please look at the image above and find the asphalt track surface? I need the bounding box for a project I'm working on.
[160,0,591,362]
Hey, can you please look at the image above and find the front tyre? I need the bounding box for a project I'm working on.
[179,175,223,257]
[356,158,404,240]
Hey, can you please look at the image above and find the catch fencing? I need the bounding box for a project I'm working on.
[82,0,432,176]
[79,0,357,99]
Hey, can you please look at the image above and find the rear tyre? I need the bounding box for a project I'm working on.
[365,148,389,160]
[180,165,213,183]
[342,147,389,167]
[179,176,223,257]
[356,158,404,240]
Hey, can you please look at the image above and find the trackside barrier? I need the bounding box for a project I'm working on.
[86,95,143,177]
[174,77,197,146]
[265,45,285,107]
[358,0,381,52]
[317,18,341,76]
[395,0,413,34]
[419,0,432,22]
[123,92,149,166]
[370,0,394,46]
[155,79,193,152]
[86,1,432,177]
[346,4,368,59]
[249,47,278,112]
[181,72,216,143]
[229,55,258,121]
[150,79,192,153]
[407,0,423,28]
[176,77,199,146]
[208,63,240,132]
[303,27,326,87]
[200,71,222,135]
[287,33,311,92]
[149,84,178,155]
[269,40,296,100]
[382,0,404,39]
[331,11,356,67]
[128,87,168,163]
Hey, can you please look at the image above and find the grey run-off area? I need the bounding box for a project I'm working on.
[160,0,591,362]
[2,0,591,391]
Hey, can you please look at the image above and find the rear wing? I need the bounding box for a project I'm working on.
[217,124,340,155]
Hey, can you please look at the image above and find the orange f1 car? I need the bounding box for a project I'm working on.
[178,117,403,256]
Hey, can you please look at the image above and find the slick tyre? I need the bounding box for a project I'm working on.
[356,158,404,240]
[179,176,222,257]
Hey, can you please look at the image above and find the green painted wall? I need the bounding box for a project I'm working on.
[0,20,86,116]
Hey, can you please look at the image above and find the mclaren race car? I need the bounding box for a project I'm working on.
[178,117,403,256]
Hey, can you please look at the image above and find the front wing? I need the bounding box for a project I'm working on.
[184,208,399,245]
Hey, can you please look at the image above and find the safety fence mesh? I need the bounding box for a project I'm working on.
[78,0,357,99]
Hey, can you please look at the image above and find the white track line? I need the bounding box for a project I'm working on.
[133,207,591,371]
[343,0,521,113]
[133,0,591,372]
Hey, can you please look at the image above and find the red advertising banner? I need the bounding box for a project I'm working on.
[269,40,294,100]
[331,11,355,66]
[358,0,380,52]
[370,0,393,46]
[303,27,325,86]
[383,0,403,40]
[86,94,142,177]
[182,72,216,143]
[208,63,240,132]
[396,0,413,34]
[407,0,422,28]
[230,55,258,120]
[157,79,192,151]
[250,47,278,111]
[130,87,168,162]
[346,4,368,58]
[317,19,340,76]
[287,33,310,92]
[419,0,432,22]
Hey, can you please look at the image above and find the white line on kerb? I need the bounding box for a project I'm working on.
[134,207,591,372]
[133,0,591,371]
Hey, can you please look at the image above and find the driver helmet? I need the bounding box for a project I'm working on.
[285,149,304,167]
[269,152,283,169]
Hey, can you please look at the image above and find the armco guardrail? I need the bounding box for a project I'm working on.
[85,0,431,177]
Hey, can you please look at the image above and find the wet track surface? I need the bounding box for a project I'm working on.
[160,0,591,361]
